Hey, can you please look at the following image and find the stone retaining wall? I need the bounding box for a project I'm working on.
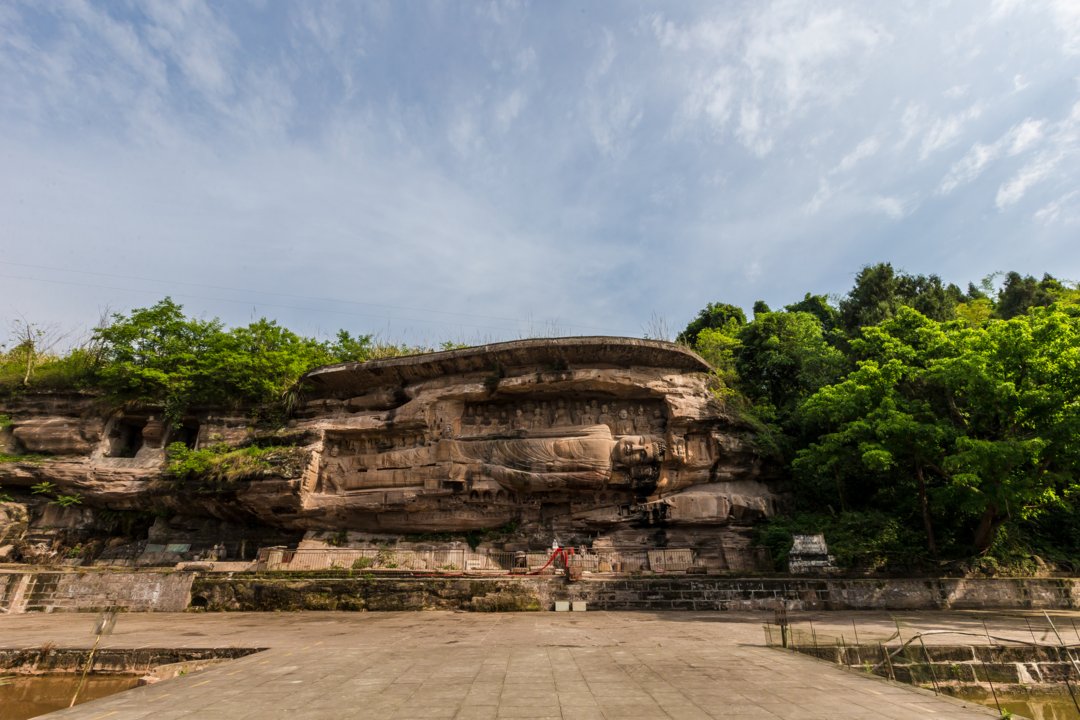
[2,570,1079,613]
[190,574,1080,612]
[794,644,1079,692]
[0,647,259,674]
[564,577,1080,611]
[0,570,194,613]
[190,575,552,612]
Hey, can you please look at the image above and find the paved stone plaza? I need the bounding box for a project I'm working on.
[1,610,1037,719]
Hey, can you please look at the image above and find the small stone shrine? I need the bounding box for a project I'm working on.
[787,534,839,575]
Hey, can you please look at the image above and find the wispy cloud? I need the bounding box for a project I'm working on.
[0,1,1078,344]
[1034,190,1080,225]
[996,154,1059,208]
[993,102,1080,209]
[919,103,984,160]
[651,4,885,155]
[836,137,881,173]
[939,118,1045,194]
[871,195,909,220]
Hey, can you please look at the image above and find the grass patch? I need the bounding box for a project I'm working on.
[165,442,307,493]
[0,452,50,465]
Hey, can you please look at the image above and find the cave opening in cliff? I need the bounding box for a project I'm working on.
[107,418,144,458]
[171,419,200,449]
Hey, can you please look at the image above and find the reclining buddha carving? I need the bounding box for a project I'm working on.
[296,338,780,534]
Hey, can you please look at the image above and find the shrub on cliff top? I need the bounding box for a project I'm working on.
[90,299,431,420]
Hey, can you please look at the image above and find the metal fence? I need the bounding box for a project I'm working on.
[763,611,1080,717]
[254,546,705,574]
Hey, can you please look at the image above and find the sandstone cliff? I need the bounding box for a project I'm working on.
[0,337,782,568]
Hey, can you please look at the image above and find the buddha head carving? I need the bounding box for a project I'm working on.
[612,435,664,467]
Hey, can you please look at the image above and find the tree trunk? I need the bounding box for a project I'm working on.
[915,464,937,558]
[973,503,1001,553]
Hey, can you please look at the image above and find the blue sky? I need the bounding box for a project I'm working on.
[1,0,1079,346]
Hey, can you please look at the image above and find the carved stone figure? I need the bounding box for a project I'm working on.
[598,405,613,431]
[552,400,569,427]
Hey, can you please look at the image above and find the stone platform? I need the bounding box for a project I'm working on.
[0,611,1027,719]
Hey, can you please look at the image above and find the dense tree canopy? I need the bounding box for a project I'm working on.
[682,264,1080,571]
[675,302,746,347]
[796,307,1080,554]
[837,262,964,334]
[734,311,844,419]
[1,298,423,419]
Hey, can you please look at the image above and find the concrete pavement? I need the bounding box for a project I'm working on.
[0,611,1020,719]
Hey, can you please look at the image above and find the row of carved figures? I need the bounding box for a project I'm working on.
[462,400,665,435]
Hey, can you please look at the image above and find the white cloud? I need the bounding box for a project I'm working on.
[919,103,984,160]
[678,67,736,134]
[836,137,880,173]
[736,102,771,156]
[495,89,526,131]
[993,0,1080,54]
[871,195,908,220]
[588,92,642,157]
[1034,190,1080,224]
[938,118,1045,194]
[803,178,832,215]
[897,103,927,150]
[996,154,1059,208]
[649,13,734,52]
[1008,118,1045,155]
[593,28,616,79]
[939,142,996,194]
[448,111,481,157]
[515,47,536,73]
[1049,0,1080,54]
[742,6,884,112]
[142,0,237,102]
[652,4,885,155]
[2,1,1079,344]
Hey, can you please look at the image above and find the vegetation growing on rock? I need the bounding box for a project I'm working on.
[0,298,439,418]
[165,442,308,493]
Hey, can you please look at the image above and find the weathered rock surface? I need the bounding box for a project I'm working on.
[0,338,782,564]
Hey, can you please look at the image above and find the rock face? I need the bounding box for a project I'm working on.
[0,338,782,566]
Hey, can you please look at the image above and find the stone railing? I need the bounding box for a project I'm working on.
[253,546,716,574]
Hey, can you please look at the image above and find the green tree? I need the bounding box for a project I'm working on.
[734,311,844,421]
[838,263,962,334]
[784,293,840,333]
[93,299,223,417]
[795,307,1080,555]
[994,272,1061,319]
[210,320,334,408]
[693,327,742,394]
[677,302,747,347]
[327,330,376,363]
